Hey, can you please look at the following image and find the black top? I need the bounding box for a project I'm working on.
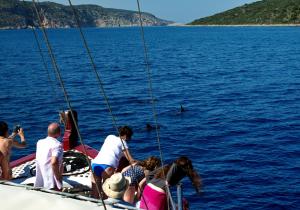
[148,163,188,190]
[166,163,187,186]
[150,178,167,190]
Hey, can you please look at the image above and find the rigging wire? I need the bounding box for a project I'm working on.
[22,0,64,116]
[30,1,107,209]
[29,22,63,113]
[66,0,119,134]
[135,0,175,209]
[29,0,173,208]
[31,28,53,92]
[66,1,150,208]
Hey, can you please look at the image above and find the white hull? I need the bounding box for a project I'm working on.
[0,181,134,210]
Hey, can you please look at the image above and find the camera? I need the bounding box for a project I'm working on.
[13,125,21,133]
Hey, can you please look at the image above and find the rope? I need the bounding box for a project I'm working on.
[135,1,174,209]
[66,0,119,134]
[30,28,52,91]
[30,1,107,209]
[30,24,63,112]
[65,2,133,186]
[30,1,170,209]
[21,0,63,115]
[135,0,165,174]
[66,2,151,208]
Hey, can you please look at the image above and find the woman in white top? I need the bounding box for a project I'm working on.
[91,126,135,198]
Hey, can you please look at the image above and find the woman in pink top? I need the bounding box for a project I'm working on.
[140,156,202,210]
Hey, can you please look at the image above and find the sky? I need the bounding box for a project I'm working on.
[38,0,259,23]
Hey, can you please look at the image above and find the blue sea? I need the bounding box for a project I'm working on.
[1,26,300,209]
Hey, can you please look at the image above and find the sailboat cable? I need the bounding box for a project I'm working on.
[31,19,63,110]
[136,1,175,209]
[66,0,119,133]
[135,0,165,173]
[31,29,51,90]
[30,1,107,208]
[66,1,150,208]
[21,0,63,114]
[66,0,135,173]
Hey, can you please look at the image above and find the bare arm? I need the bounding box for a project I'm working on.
[12,140,26,148]
[51,156,62,184]
[59,159,64,183]
[121,160,138,173]
[137,177,147,199]
[123,148,135,164]
[10,129,26,149]
[121,164,132,173]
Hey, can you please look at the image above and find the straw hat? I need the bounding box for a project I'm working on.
[103,173,130,199]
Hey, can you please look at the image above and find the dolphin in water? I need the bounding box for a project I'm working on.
[146,123,160,131]
[180,104,185,113]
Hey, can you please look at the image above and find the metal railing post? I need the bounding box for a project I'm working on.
[177,183,183,210]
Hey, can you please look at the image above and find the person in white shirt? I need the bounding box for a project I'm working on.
[91,126,135,198]
[34,123,63,190]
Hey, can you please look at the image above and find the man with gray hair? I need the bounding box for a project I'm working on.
[34,123,63,190]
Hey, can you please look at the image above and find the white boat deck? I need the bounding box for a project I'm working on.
[6,149,140,210]
[12,150,92,191]
[0,181,139,210]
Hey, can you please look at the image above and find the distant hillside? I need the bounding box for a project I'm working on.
[0,0,172,29]
[189,0,300,25]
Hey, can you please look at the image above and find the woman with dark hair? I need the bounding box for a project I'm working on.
[91,126,136,198]
[167,157,202,192]
[121,156,161,203]
[139,156,202,210]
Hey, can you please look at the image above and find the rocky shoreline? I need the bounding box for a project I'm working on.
[168,23,300,27]
[0,1,172,29]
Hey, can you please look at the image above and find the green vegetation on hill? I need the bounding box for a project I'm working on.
[0,0,171,29]
[189,0,300,25]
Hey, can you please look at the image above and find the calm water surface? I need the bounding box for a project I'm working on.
[0,26,300,209]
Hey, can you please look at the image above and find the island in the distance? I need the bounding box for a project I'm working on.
[0,0,172,29]
[188,0,300,26]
